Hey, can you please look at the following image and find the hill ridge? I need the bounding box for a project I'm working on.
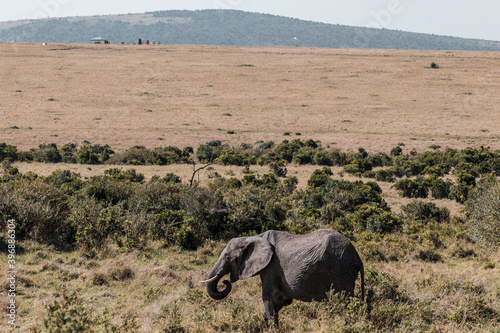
[1,9,500,51]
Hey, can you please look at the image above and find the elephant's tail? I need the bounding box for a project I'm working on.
[357,262,365,301]
[360,264,365,301]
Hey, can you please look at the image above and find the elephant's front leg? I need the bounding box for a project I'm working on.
[260,271,282,326]
[262,299,278,326]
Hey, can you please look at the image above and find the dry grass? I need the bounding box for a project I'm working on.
[2,237,498,332]
[1,43,499,154]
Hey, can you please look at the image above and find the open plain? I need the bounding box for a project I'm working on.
[1,43,499,153]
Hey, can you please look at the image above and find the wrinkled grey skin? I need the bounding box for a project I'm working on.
[203,229,364,324]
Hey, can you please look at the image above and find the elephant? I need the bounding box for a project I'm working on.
[200,229,364,324]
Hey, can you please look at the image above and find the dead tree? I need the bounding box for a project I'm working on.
[189,162,212,187]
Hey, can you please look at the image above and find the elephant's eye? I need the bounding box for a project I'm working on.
[226,256,232,261]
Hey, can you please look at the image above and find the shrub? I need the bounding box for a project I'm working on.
[4,180,71,247]
[390,145,403,156]
[1,160,19,178]
[84,177,134,206]
[375,169,395,182]
[415,249,442,262]
[355,203,402,234]
[313,151,333,166]
[292,151,315,165]
[215,149,254,166]
[149,209,187,241]
[369,153,393,167]
[343,158,373,175]
[0,142,18,162]
[256,140,275,150]
[456,172,476,187]
[465,180,500,247]
[44,170,83,195]
[196,140,223,163]
[427,174,452,199]
[163,173,182,183]
[76,144,114,164]
[172,223,201,250]
[44,291,91,332]
[306,179,387,226]
[393,177,428,198]
[225,189,267,238]
[108,145,190,165]
[129,182,182,214]
[307,167,333,188]
[242,173,279,190]
[31,143,62,163]
[401,201,450,224]
[60,143,78,163]
[71,202,129,250]
[104,168,144,183]
[449,183,470,204]
[269,160,287,177]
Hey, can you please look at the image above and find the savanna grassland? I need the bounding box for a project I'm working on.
[0,43,499,332]
[1,43,500,152]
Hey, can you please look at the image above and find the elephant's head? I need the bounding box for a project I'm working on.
[200,236,273,300]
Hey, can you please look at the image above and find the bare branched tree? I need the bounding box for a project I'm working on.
[189,162,212,187]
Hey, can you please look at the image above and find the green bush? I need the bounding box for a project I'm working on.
[44,291,91,332]
[104,168,145,183]
[449,183,471,204]
[76,144,114,164]
[0,142,18,162]
[313,151,333,166]
[149,209,187,241]
[427,174,452,199]
[307,167,333,188]
[401,201,450,225]
[292,150,315,165]
[31,143,62,163]
[354,203,402,234]
[163,173,182,183]
[456,172,476,187]
[343,158,373,175]
[107,145,190,165]
[390,145,403,156]
[269,160,288,177]
[375,169,395,182]
[304,178,387,226]
[44,170,83,195]
[3,180,71,247]
[465,180,500,247]
[71,202,129,250]
[129,182,182,214]
[196,140,223,163]
[172,223,201,250]
[84,177,134,206]
[60,143,78,163]
[225,189,267,237]
[215,149,254,166]
[393,177,428,198]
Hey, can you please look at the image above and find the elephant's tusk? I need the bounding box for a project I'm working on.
[199,275,219,284]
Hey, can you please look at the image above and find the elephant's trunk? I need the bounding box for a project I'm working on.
[204,269,232,300]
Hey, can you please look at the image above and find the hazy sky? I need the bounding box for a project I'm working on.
[3,0,500,41]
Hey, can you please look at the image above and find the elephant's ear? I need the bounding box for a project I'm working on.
[239,237,273,280]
